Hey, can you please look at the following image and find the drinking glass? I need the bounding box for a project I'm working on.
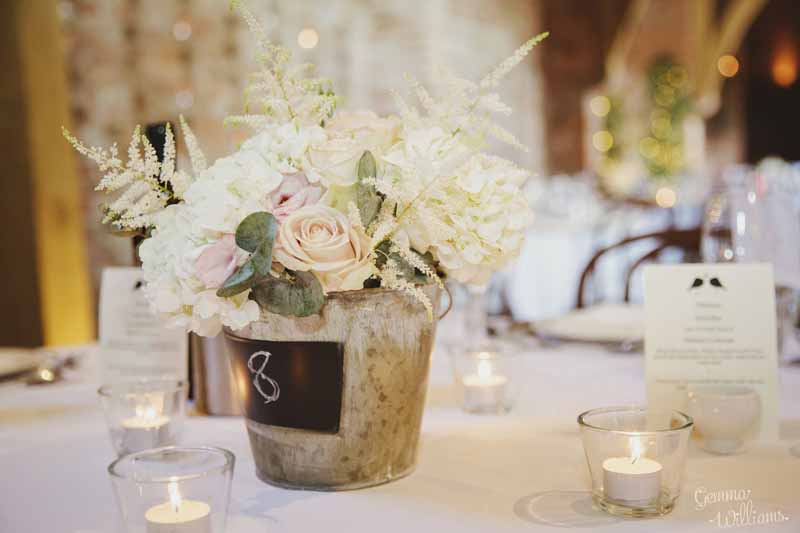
[702,163,800,360]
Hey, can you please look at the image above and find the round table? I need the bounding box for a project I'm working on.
[1,343,798,532]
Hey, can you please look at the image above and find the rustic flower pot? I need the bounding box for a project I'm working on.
[224,285,440,491]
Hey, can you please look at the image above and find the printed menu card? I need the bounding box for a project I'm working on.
[99,267,188,382]
[644,263,778,440]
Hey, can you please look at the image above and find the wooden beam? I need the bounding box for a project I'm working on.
[15,0,94,345]
[696,0,768,116]
[605,0,651,90]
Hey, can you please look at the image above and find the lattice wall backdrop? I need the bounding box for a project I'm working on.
[57,0,545,305]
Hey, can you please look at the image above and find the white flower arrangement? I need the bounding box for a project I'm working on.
[65,0,547,336]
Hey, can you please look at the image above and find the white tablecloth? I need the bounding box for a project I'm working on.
[1,344,799,533]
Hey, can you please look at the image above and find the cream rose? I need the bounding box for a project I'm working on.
[308,110,400,187]
[273,205,373,292]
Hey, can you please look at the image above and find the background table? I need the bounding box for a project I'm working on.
[1,343,798,532]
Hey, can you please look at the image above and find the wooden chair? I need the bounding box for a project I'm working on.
[576,226,702,308]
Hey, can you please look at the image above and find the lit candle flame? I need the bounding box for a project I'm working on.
[134,393,165,421]
[135,404,158,421]
[477,359,493,380]
[168,481,182,513]
[629,437,642,464]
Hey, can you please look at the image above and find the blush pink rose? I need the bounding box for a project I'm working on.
[273,205,373,293]
[265,173,323,223]
[194,234,239,289]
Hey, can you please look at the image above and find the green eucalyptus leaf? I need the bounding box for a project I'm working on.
[235,211,278,276]
[236,212,277,252]
[357,150,377,180]
[216,259,256,297]
[250,271,325,317]
[355,151,382,226]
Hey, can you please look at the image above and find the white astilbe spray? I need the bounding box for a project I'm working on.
[346,201,364,231]
[379,259,433,320]
[179,114,207,174]
[479,32,550,90]
[394,31,548,149]
[373,33,547,286]
[227,0,339,129]
[390,241,443,289]
[63,121,204,232]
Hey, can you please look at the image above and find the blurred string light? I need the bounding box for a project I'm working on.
[589,95,611,117]
[655,187,677,208]
[297,28,319,49]
[717,54,739,78]
[172,20,193,42]
[592,93,624,184]
[640,56,690,180]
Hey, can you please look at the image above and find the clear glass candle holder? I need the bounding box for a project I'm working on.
[450,349,520,414]
[99,380,187,456]
[578,407,693,518]
[109,446,234,533]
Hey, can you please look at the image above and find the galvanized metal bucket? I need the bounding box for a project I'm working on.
[224,285,440,491]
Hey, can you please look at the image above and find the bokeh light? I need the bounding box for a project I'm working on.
[655,187,677,208]
[297,28,319,49]
[589,95,611,117]
[175,90,194,110]
[717,55,739,78]
[592,131,614,152]
[172,21,192,42]
[772,46,798,87]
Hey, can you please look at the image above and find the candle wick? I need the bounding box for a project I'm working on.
[631,455,639,464]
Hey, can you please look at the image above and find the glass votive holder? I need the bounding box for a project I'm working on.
[99,379,187,456]
[109,446,234,533]
[449,349,519,414]
[687,385,760,454]
[578,407,693,518]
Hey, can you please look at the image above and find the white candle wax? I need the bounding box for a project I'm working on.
[602,456,662,504]
[145,483,211,533]
[119,407,171,453]
[461,359,508,410]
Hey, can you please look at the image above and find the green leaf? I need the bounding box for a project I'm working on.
[216,259,257,297]
[250,271,325,317]
[355,151,382,226]
[236,211,277,253]
[357,150,377,180]
[235,211,278,276]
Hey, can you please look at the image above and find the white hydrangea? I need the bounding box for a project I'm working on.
[395,154,532,285]
[138,123,327,336]
[382,126,471,184]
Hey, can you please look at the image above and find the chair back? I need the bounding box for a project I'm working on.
[576,226,702,308]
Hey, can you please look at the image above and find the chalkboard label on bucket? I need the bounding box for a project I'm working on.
[224,333,344,434]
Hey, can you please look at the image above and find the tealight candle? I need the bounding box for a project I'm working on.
[120,404,171,453]
[461,356,508,411]
[602,440,662,504]
[99,381,187,457]
[145,482,211,533]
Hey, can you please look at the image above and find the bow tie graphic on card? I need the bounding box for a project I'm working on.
[247,351,280,404]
